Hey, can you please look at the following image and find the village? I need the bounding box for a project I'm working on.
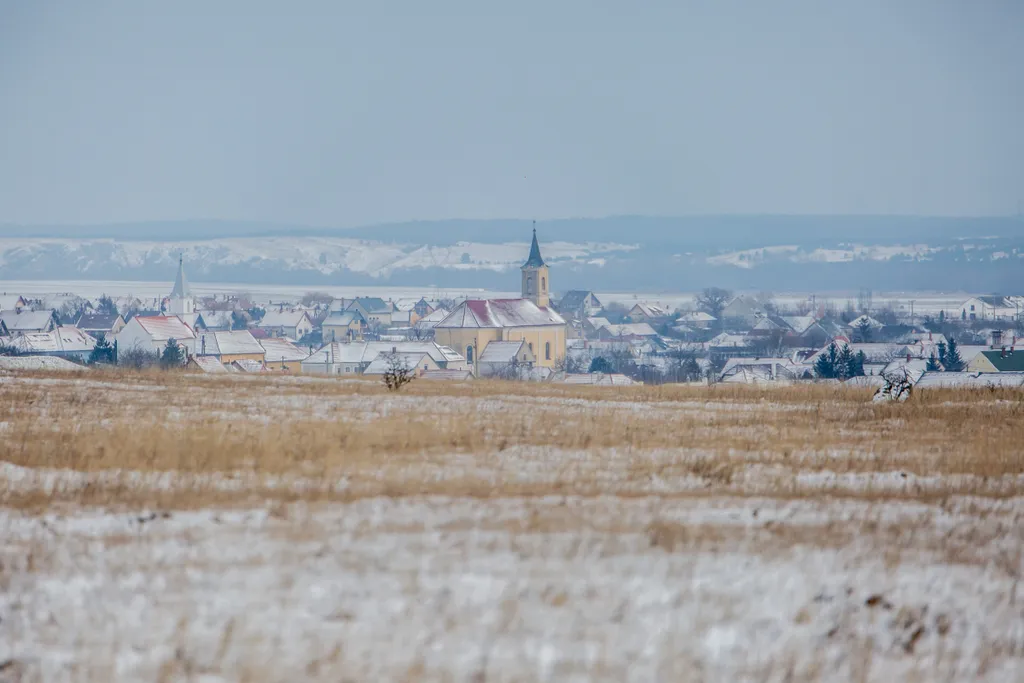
[0,229,1022,389]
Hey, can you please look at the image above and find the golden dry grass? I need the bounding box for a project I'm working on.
[1,369,1022,508]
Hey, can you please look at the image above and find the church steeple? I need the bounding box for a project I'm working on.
[168,253,195,316]
[521,221,550,308]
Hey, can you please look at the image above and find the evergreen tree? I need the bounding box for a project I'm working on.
[814,343,839,378]
[853,350,867,377]
[835,343,856,380]
[945,337,964,372]
[160,338,185,369]
[230,310,249,330]
[937,341,947,368]
[589,356,614,374]
[938,310,945,324]
[88,337,115,365]
[926,353,941,371]
[96,294,118,316]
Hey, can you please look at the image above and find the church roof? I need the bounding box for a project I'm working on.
[170,256,191,298]
[435,299,565,329]
[522,228,545,268]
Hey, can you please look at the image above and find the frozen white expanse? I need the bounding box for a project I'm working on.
[3,494,1022,682]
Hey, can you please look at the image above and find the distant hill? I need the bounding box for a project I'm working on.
[0,215,1021,291]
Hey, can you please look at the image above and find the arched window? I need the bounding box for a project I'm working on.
[466,345,474,363]
[541,277,546,292]
[526,277,533,294]
[545,341,551,360]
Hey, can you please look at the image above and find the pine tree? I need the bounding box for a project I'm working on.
[945,337,963,372]
[835,343,856,380]
[97,294,118,316]
[814,343,838,378]
[937,341,947,368]
[160,338,185,369]
[853,350,867,377]
[88,337,115,365]
[926,353,941,371]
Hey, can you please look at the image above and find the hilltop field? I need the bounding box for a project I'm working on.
[1,371,1023,681]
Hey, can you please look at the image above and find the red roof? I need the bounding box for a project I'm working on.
[436,299,565,329]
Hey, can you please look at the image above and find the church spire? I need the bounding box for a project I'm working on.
[523,220,545,268]
[170,253,191,298]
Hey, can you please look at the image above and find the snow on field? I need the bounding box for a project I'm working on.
[2,494,1022,681]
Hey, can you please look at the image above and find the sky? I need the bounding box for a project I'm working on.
[1,0,1022,227]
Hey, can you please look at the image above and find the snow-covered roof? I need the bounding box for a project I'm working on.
[0,310,54,332]
[196,310,234,329]
[189,355,229,374]
[847,314,884,330]
[676,311,716,322]
[363,353,432,375]
[134,316,196,341]
[0,295,26,311]
[420,369,474,381]
[76,312,123,331]
[780,316,819,335]
[259,337,308,363]
[301,341,463,366]
[916,371,1024,388]
[604,323,658,338]
[231,359,267,373]
[199,330,264,356]
[563,373,637,385]
[258,310,310,329]
[478,340,527,364]
[585,317,611,330]
[3,326,97,354]
[323,311,364,326]
[629,302,668,318]
[436,299,565,329]
[709,333,751,348]
[0,355,85,372]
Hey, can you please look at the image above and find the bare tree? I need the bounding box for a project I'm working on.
[695,288,732,319]
[382,352,414,391]
[300,291,334,307]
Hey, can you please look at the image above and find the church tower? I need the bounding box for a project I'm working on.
[521,223,550,308]
[167,254,195,317]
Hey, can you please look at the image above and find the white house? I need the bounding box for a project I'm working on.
[257,310,314,340]
[959,296,1022,322]
[0,310,57,336]
[116,315,197,355]
[2,326,97,362]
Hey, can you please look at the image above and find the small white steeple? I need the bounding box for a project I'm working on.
[167,254,195,316]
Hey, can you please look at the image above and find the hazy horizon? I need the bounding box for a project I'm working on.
[2,1,1023,228]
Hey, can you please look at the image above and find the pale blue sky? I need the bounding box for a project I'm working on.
[1,0,1022,226]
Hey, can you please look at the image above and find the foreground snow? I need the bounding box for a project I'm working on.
[2,494,1022,682]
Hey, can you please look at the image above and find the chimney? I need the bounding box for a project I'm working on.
[907,352,912,363]
[992,329,1003,349]
[1001,347,1007,358]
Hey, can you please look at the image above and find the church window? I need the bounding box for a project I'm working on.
[545,341,551,360]
[466,346,474,363]
[526,277,533,294]
[541,277,546,292]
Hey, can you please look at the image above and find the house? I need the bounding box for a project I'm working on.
[561,373,637,386]
[433,229,566,376]
[187,355,231,374]
[230,359,268,373]
[959,296,1022,321]
[195,310,236,332]
[846,315,885,334]
[256,310,314,340]
[0,295,28,313]
[626,302,669,323]
[595,322,659,339]
[300,341,466,376]
[196,330,266,365]
[1,326,97,363]
[116,315,197,355]
[556,290,603,319]
[345,298,394,326]
[968,348,1024,373]
[75,312,126,338]
[259,337,308,372]
[413,308,450,334]
[583,317,611,336]
[675,311,716,330]
[322,310,367,342]
[420,368,474,381]
[0,310,57,336]
[718,357,811,384]
[721,296,767,324]
[363,352,440,376]
[413,298,437,317]
[477,340,536,378]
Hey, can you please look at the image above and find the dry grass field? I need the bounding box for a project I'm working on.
[1,370,1023,681]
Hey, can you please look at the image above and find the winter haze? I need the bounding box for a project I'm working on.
[1,1,1022,291]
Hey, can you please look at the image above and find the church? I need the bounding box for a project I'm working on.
[433,228,567,376]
